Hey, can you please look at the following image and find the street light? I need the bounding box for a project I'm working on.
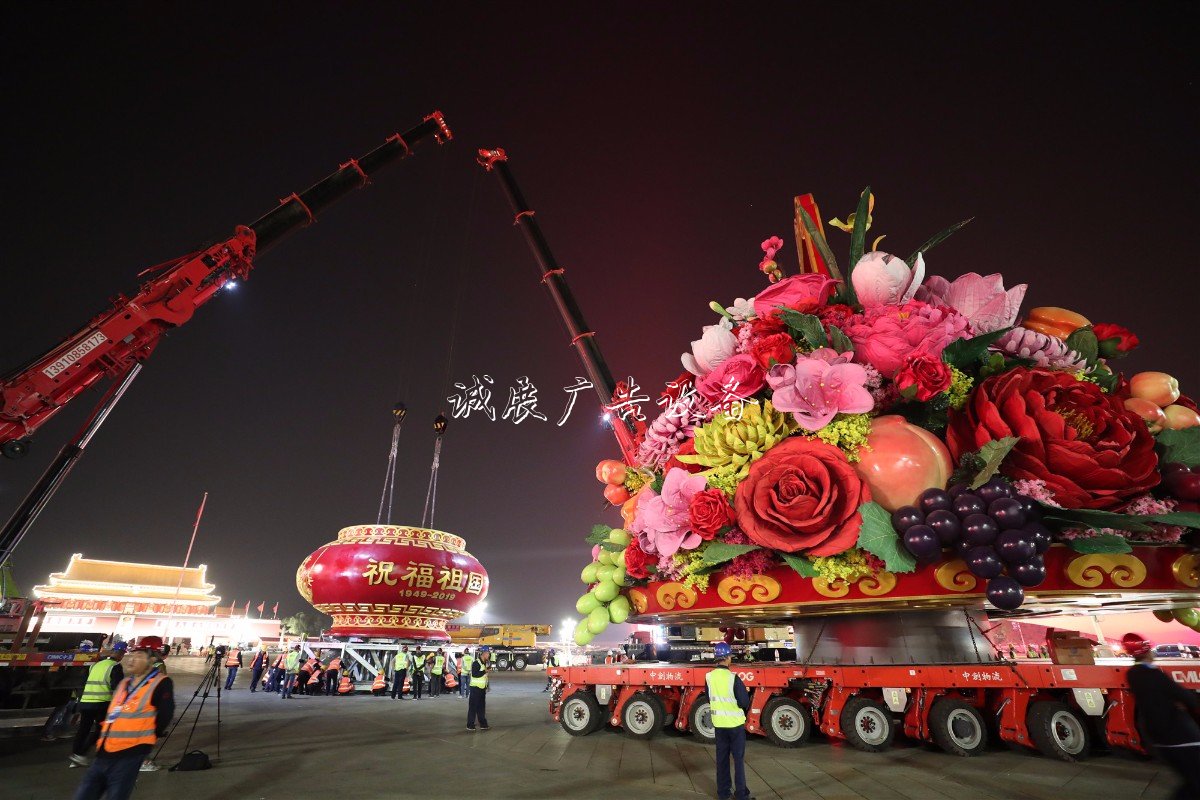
[468,601,488,626]
[561,617,577,665]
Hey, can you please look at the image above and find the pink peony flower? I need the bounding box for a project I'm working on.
[916,272,1027,334]
[851,252,924,308]
[766,351,874,430]
[682,320,738,376]
[695,354,766,405]
[842,300,972,378]
[753,274,839,319]
[628,468,708,557]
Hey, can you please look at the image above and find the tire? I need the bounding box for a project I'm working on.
[688,694,716,744]
[1,438,29,459]
[513,656,527,671]
[1027,701,1091,761]
[495,654,510,670]
[622,691,665,740]
[762,696,812,748]
[930,698,988,757]
[560,692,603,736]
[840,697,895,753]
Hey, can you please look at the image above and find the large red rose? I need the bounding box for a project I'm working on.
[895,354,953,401]
[623,543,655,580]
[733,437,868,556]
[688,488,734,540]
[946,368,1158,510]
[749,333,796,369]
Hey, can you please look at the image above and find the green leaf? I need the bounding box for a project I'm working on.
[778,309,828,349]
[1037,504,1200,534]
[598,541,625,552]
[1157,428,1200,467]
[1063,326,1098,367]
[827,325,854,354]
[1067,534,1133,555]
[855,501,918,573]
[968,436,1021,489]
[941,328,1013,371]
[907,217,974,267]
[795,204,843,284]
[845,187,871,305]
[779,552,819,578]
[585,524,613,545]
[700,542,761,566]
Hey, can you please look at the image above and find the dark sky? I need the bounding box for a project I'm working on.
[2,4,1196,633]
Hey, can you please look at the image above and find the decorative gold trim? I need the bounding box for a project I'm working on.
[628,589,648,615]
[656,582,698,610]
[1065,554,1147,589]
[1172,554,1200,589]
[812,578,850,598]
[859,571,898,596]
[330,613,448,632]
[334,524,466,553]
[935,560,977,592]
[716,576,782,605]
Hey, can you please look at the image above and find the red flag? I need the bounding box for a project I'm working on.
[229,599,236,613]
[256,601,265,617]
[243,600,250,616]
[272,602,279,619]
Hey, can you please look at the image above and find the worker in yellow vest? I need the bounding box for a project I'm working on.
[705,642,752,800]
[459,649,472,698]
[391,646,411,700]
[223,645,242,690]
[412,651,427,699]
[324,655,343,696]
[431,648,445,696]
[71,636,175,799]
[281,645,302,700]
[466,646,491,731]
[69,641,127,767]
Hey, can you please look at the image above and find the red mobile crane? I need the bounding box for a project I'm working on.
[0,112,452,568]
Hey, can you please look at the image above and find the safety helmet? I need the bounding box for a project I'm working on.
[714,642,732,658]
[130,635,164,653]
[479,646,491,653]
[1122,632,1152,657]
[111,641,128,654]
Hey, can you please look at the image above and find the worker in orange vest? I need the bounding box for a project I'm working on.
[337,674,354,695]
[307,663,325,692]
[324,655,343,696]
[266,650,287,693]
[71,636,175,799]
[223,645,243,690]
[297,656,318,696]
[371,670,387,696]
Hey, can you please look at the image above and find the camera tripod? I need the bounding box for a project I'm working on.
[155,637,222,766]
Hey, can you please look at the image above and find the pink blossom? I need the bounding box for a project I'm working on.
[841,300,972,378]
[695,354,766,404]
[753,274,839,319]
[916,272,1026,334]
[628,468,707,557]
[851,252,924,308]
[761,236,785,259]
[682,320,737,376]
[766,353,874,430]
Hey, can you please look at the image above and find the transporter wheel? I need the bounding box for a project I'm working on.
[688,694,716,744]
[559,691,603,736]
[1,438,30,459]
[1028,701,1091,762]
[930,698,988,757]
[514,656,528,671]
[763,697,812,748]
[622,691,665,740]
[840,697,895,753]
[495,654,510,670]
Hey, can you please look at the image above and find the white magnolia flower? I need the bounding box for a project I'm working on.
[681,318,737,376]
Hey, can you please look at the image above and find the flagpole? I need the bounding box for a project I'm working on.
[163,492,207,643]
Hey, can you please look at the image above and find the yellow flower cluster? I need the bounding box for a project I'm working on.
[812,549,875,583]
[677,400,797,483]
[806,413,872,461]
[674,549,712,593]
[623,468,650,494]
[945,366,974,410]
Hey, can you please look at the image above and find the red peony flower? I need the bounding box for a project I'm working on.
[688,488,735,540]
[659,372,695,406]
[749,332,796,369]
[1092,322,1140,354]
[733,437,869,556]
[753,274,839,319]
[749,315,787,339]
[894,354,953,401]
[695,354,766,404]
[817,303,856,332]
[946,368,1159,510]
[623,542,655,580]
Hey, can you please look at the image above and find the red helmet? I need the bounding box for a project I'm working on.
[130,635,165,653]
[1122,632,1152,657]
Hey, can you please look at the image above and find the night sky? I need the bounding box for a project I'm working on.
[2,4,1196,635]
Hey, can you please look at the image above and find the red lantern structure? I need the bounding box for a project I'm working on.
[297,524,488,640]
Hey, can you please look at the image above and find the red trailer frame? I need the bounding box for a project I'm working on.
[546,659,1200,761]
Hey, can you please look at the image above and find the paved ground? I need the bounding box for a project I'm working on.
[1,656,1184,799]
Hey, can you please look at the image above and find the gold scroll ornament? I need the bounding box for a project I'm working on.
[716,575,782,605]
[628,589,649,615]
[935,560,978,593]
[1065,554,1147,589]
[1172,553,1200,588]
[813,572,898,599]
[656,582,698,611]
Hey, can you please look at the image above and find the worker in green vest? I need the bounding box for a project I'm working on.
[466,646,491,731]
[69,641,127,767]
[432,649,445,696]
[390,646,411,700]
[459,649,473,698]
[705,642,753,800]
[412,651,427,699]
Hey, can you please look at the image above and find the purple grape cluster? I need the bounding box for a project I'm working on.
[892,478,1051,611]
